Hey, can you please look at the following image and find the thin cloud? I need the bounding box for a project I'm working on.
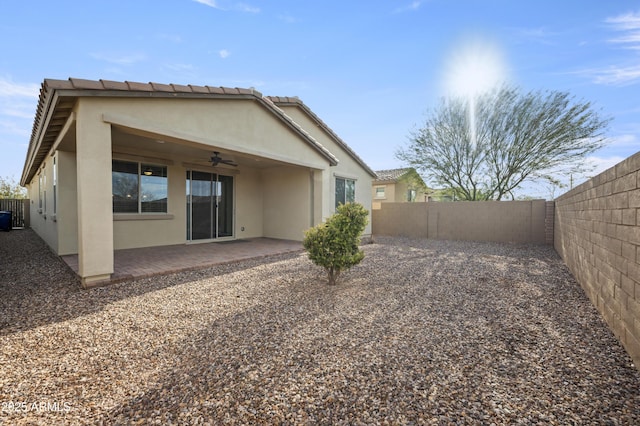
[219,49,230,59]
[609,35,640,48]
[0,78,39,99]
[393,1,425,14]
[511,26,560,45]
[278,13,298,24]
[0,78,39,140]
[606,11,640,31]
[237,3,259,13]
[0,119,31,136]
[163,63,195,72]
[591,65,640,85]
[193,0,259,13]
[90,52,147,65]
[157,33,183,43]
[606,11,640,49]
[585,155,627,175]
[193,0,219,8]
[575,11,640,85]
[0,104,36,119]
[606,132,638,147]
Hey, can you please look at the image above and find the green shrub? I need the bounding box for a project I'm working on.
[303,202,369,285]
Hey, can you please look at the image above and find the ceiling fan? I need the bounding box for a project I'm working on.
[209,151,237,167]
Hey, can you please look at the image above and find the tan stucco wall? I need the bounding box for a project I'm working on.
[46,96,337,255]
[555,151,640,368]
[52,157,315,253]
[373,181,427,205]
[235,167,264,239]
[112,164,186,250]
[372,182,408,204]
[57,151,78,255]
[262,166,311,241]
[372,200,550,244]
[25,151,78,255]
[277,106,373,235]
[101,98,329,171]
[30,95,374,283]
[26,155,58,252]
[75,100,115,283]
[373,183,395,204]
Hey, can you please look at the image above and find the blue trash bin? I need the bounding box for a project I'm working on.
[0,211,12,231]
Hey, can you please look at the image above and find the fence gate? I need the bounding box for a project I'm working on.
[0,199,29,228]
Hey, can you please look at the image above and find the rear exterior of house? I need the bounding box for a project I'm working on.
[21,78,375,286]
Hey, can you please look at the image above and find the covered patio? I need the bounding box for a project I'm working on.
[61,238,303,284]
[21,78,375,287]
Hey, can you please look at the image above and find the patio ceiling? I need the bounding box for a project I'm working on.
[56,123,308,171]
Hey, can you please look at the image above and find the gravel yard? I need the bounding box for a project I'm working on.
[1,229,639,425]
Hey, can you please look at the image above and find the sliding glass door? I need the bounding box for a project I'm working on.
[186,171,233,241]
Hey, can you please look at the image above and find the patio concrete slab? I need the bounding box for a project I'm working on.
[61,238,303,284]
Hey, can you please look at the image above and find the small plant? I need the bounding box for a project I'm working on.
[303,202,369,285]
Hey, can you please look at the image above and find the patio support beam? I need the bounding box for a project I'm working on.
[319,168,332,223]
[75,100,114,286]
[49,111,76,156]
[311,169,324,226]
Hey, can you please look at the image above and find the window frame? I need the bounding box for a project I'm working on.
[53,156,57,216]
[335,176,356,209]
[38,170,43,213]
[112,159,168,214]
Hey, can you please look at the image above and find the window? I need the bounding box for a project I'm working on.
[375,186,386,199]
[38,175,42,209]
[335,177,355,209]
[407,189,417,202]
[38,168,47,213]
[53,156,57,215]
[112,160,168,213]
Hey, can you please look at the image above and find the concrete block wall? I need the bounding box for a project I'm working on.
[554,151,640,367]
[372,200,552,244]
[545,201,555,245]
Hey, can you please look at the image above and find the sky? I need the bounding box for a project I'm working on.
[1,0,639,199]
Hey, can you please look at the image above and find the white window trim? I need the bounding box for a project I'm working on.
[334,175,357,209]
[332,172,359,181]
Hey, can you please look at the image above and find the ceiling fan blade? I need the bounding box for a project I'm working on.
[208,151,237,167]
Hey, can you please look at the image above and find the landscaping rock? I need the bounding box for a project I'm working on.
[1,230,638,424]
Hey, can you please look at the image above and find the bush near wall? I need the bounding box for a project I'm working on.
[555,151,640,368]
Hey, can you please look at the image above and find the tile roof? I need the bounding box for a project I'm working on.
[21,78,373,185]
[374,168,414,182]
[43,78,262,96]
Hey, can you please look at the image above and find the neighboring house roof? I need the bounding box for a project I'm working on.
[374,168,416,183]
[21,78,372,185]
[267,96,376,178]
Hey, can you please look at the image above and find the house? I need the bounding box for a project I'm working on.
[20,78,376,286]
[372,168,427,208]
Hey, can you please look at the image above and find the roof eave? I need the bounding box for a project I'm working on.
[268,97,377,178]
[20,78,342,185]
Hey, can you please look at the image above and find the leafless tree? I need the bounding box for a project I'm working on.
[397,86,610,200]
